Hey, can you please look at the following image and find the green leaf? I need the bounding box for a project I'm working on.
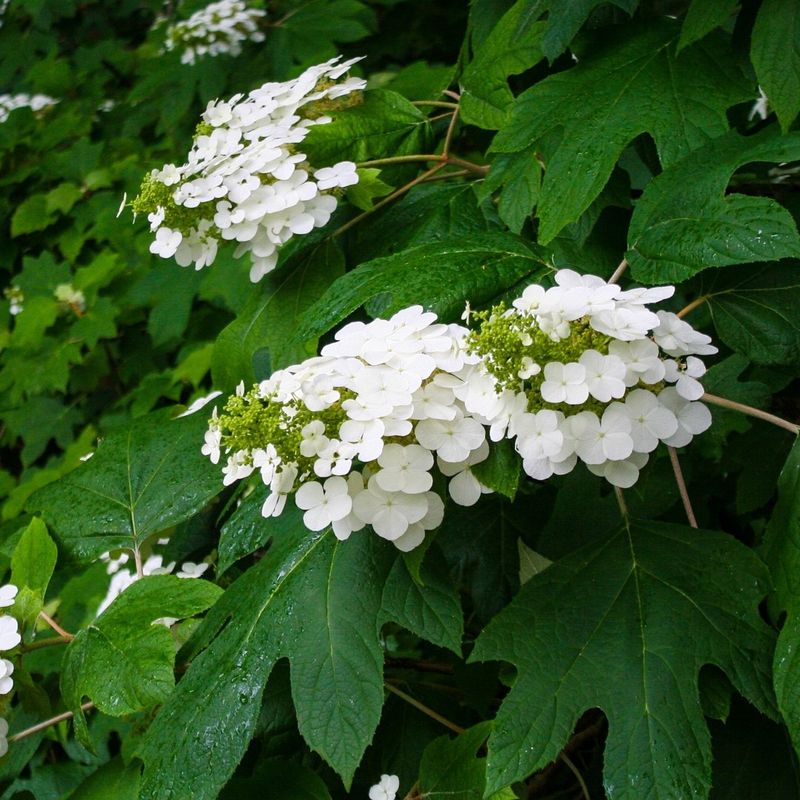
[293,234,551,344]
[27,410,224,561]
[10,194,54,236]
[471,439,521,500]
[69,757,141,800]
[211,240,345,392]
[303,89,430,164]
[345,168,393,210]
[220,759,332,799]
[493,22,749,242]
[381,549,463,654]
[460,1,546,129]
[534,0,639,60]
[479,150,541,234]
[61,575,222,746]
[472,519,777,796]
[678,0,738,51]
[627,129,800,283]
[516,540,551,585]
[45,182,82,216]
[137,529,394,798]
[352,183,497,263]
[751,0,800,132]
[418,722,492,799]
[700,263,800,365]
[10,517,57,627]
[763,438,800,759]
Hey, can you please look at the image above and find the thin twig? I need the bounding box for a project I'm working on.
[20,635,72,653]
[702,392,800,434]
[402,783,420,800]
[357,153,488,176]
[9,702,94,743]
[443,89,461,101]
[419,168,470,184]
[412,100,459,109]
[333,164,446,237]
[559,752,591,800]
[442,104,460,158]
[667,446,698,528]
[607,258,629,284]
[38,611,73,640]
[384,682,465,735]
[677,295,710,319]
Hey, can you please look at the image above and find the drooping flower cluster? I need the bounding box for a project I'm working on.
[462,270,715,488]
[0,93,58,123]
[132,56,364,282]
[0,583,20,748]
[163,0,267,66]
[204,306,493,552]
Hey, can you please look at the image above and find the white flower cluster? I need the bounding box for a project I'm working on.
[4,287,22,316]
[163,0,266,66]
[463,270,715,488]
[134,56,364,282]
[97,551,209,616]
[0,583,19,754]
[54,283,86,314]
[204,306,493,552]
[369,774,399,800]
[0,93,58,124]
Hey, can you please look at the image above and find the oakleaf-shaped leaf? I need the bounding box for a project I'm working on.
[628,129,800,283]
[293,234,551,343]
[137,528,395,799]
[751,0,800,132]
[471,519,777,797]
[699,262,800,365]
[493,22,750,242]
[418,722,492,799]
[460,0,546,130]
[677,0,738,51]
[61,575,222,746]
[27,410,224,561]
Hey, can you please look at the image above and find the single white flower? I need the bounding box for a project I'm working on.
[414,410,485,463]
[369,774,400,800]
[0,585,17,608]
[375,444,433,494]
[540,362,589,405]
[0,658,14,694]
[352,477,428,540]
[176,562,209,579]
[295,477,353,531]
[0,617,21,651]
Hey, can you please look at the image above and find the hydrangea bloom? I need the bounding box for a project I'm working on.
[0,93,58,123]
[463,269,715,488]
[163,0,267,66]
[204,306,492,551]
[132,56,365,281]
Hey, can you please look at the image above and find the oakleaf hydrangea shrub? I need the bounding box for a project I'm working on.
[131,56,364,281]
[162,0,267,66]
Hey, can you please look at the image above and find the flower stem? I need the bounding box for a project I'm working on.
[384,682,465,735]
[667,446,698,528]
[412,100,459,109]
[9,702,94,743]
[333,164,447,237]
[702,392,800,435]
[608,258,629,284]
[613,486,629,523]
[442,104,460,159]
[677,295,710,318]
[38,611,73,640]
[133,543,144,580]
[357,153,488,176]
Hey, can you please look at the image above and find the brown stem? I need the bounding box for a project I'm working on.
[559,752,590,800]
[384,682,465,735]
[333,164,446,237]
[412,100,459,109]
[443,89,461,101]
[385,657,455,675]
[702,393,800,434]
[133,544,144,580]
[677,295,710,319]
[442,104,460,158]
[9,702,94,743]
[419,169,471,184]
[608,258,629,284]
[357,153,488,176]
[613,486,629,523]
[667,446,698,528]
[38,611,74,640]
